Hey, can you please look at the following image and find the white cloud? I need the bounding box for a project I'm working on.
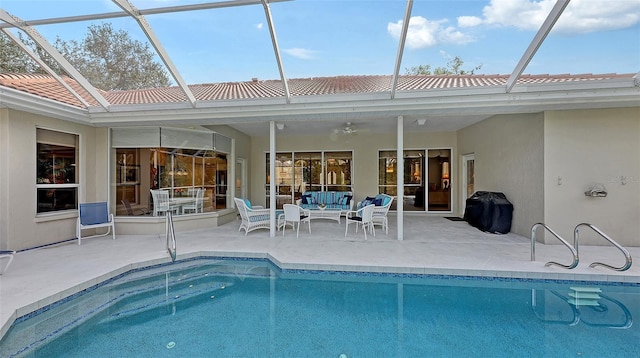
[387,16,474,49]
[283,48,315,60]
[457,16,483,28]
[256,23,264,30]
[461,0,640,34]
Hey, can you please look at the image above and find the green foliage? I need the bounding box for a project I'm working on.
[0,23,171,90]
[0,32,46,73]
[405,56,482,75]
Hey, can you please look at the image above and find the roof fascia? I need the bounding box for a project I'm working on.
[86,85,640,126]
[0,10,111,110]
[506,0,570,93]
[113,0,197,107]
[86,77,639,114]
[390,0,413,99]
[0,86,90,123]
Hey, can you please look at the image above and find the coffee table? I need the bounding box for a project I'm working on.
[306,208,342,223]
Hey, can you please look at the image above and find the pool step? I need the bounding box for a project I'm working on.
[2,261,273,357]
[567,286,602,306]
[104,280,233,322]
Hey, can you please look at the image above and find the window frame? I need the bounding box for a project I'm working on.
[265,150,353,208]
[35,127,80,215]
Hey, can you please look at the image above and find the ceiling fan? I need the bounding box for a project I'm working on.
[342,122,357,135]
[330,122,359,141]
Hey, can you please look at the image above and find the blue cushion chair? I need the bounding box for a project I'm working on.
[76,202,116,245]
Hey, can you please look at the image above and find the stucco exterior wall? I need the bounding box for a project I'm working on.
[250,125,457,211]
[457,113,545,238]
[544,107,640,246]
[1,109,106,251]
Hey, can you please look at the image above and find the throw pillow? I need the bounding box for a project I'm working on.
[301,194,311,205]
[361,199,373,208]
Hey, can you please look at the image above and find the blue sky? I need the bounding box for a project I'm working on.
[1,0,639,84]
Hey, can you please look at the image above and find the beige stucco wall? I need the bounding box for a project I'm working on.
[544,107,640,246]
[249,124,458,211]
[0,109,107,251]
[457,113,545,237]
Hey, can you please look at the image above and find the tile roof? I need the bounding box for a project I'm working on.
[0,72,103,108]
[0,72,634,109]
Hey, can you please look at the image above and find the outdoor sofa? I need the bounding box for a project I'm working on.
[297,191,354,212]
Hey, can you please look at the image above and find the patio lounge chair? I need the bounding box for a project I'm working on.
[234,198,271,235]
[76,202,115,245]
[344,204,375,240]
[280,204,311,238]
[0,250,16,275]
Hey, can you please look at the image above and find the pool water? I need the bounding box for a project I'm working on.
[1,259,639,357]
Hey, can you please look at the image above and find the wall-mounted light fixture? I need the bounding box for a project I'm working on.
[442,161,450,179]
[442,161,450,189]
[276,123,285,130]
[417,118,427,126]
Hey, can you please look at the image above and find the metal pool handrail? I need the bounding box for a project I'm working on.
[531,223,579,269]
[574,223,632,272]
[166,211,177,262]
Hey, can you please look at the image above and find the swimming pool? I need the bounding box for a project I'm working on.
[1,258,639,357]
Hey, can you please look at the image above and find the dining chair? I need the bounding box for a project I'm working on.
[150,189,178,216]
[182,188,205,214]
[280,204,311,238]
[121,199,151,216]
[344,204,375,240]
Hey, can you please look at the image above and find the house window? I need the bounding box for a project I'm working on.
[36,129,79,213]
[111,127,230,216]
[266,151,352,208]
[378,150,425,211]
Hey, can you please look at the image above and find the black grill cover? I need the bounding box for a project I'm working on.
[463,191,513,234]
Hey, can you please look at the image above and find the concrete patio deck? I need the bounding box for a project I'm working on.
[1,215,639,339]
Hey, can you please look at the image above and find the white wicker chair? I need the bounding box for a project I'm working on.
[372,194,394,235]
[234,198,271,235]
[344,204,375,240]
[280,204,311,238]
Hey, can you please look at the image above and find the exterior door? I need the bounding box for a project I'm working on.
[461,154,475,215]
[235,158,246,199]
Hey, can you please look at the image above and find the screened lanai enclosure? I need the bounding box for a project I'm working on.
[1,0,638,242]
